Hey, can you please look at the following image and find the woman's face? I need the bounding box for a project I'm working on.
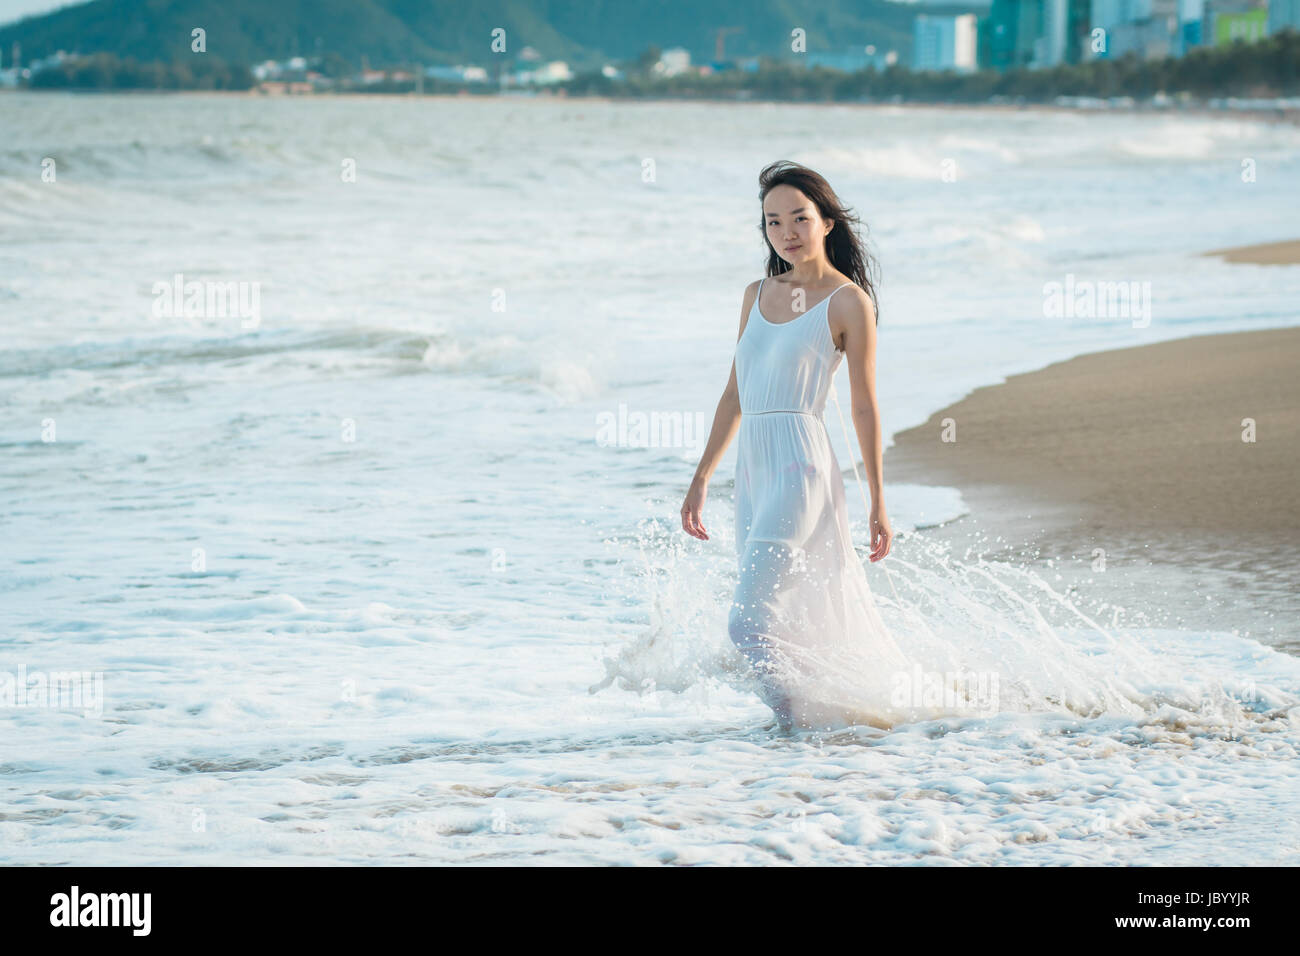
[764,184,829,265]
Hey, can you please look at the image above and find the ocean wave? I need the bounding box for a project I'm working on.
[0,324,606,404]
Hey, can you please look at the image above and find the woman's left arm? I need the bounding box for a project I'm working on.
[834,288,893,561]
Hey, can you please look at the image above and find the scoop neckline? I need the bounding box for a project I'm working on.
[755,279,853,326]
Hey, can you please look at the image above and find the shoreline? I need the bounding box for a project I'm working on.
[884,323,1300,649]
[4,87,1299,123]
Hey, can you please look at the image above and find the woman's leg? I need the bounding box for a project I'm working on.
[729,541,801,730]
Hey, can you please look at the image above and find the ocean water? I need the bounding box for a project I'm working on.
[2,92,1299,864]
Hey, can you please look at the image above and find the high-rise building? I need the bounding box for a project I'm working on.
[1114,0,1179,57]
[1267,0,1300,33]
[1066,0,1094,61]
[1016,0,1047,63]
[981,0,1283,68]
[1039,0,1070,63]
[1088,0,1180,58]
[913,13,979,72]
[1205,0,1268,45]
[1177,0,1206,53]
[983,0,1023,70]
[983,0,1091,70]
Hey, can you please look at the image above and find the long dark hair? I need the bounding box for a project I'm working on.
[757,160,881,326]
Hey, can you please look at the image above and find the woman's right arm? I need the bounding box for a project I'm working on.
[680,280,759,540]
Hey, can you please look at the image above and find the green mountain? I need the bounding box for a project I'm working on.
[0,0,939,70]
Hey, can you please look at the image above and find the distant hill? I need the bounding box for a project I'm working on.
[0,0,973,70]
[1,0,440,67]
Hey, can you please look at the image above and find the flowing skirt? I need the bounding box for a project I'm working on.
[730,412,914,730]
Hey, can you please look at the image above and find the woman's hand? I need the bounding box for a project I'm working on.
[681,477,709,540]
[869,502,892,561]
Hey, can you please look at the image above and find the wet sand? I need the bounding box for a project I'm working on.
[1203,238,1300,265]
[884,326,1300,648]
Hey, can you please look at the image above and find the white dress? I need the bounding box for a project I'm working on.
[730,276,914,731]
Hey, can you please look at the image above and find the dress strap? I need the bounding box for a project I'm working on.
[824,282,855,308]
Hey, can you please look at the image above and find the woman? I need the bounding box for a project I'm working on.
[680,161,912,732]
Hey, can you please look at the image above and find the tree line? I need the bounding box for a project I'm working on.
[13,28,1299,100]
[26,53,253,90]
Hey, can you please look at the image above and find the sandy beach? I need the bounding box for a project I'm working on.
[1203,238,1300,265]
[885,325,1300,646]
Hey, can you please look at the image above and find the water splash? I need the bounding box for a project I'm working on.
[594,511,1300,735]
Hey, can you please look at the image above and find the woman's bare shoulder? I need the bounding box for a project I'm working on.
[829,281,873,320]
[736,278,762,340]
[827,282,876,349]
